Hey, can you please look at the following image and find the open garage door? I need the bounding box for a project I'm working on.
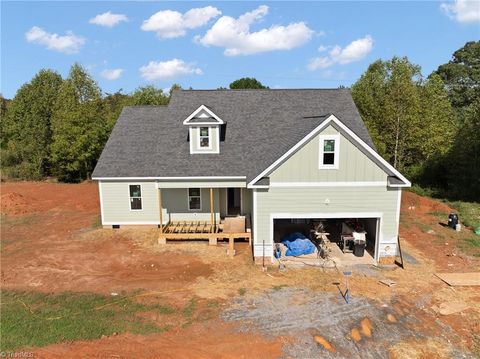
[273,216,379,262]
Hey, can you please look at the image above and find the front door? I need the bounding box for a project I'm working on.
[227,188,241,216]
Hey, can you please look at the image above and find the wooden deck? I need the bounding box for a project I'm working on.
[158,219,252,257]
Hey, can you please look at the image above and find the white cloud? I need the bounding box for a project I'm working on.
[308,35,373,70]
[317,45,328,52]
[441,0,480,23]
[139,59,203,81]
[196,5,314,56]
[100,68,124,80]
[89,11,128,27]
[25,26,85,54]
[141,6,221,38]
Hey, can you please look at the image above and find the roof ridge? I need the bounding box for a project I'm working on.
[178,88,350,92]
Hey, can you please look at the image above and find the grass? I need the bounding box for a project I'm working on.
[91,215,102,229]
[272,284,289,291]
[0,290,176,351]
[181,298,197,327]
[238,287,247,296]
[416,222,433,234]
[445,201,480,230]
[427,210,449,219]
[0,213,39,227]
[457,237,480,257]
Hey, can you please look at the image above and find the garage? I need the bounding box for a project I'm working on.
[272,215,380,264]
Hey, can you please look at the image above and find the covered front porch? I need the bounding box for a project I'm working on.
[157,186,252,257]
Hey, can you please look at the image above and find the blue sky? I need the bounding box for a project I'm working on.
[1,1,479,98]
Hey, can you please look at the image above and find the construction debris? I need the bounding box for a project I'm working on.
[379,279,396,287]
[435,272,480,286]
[431,302,470,316]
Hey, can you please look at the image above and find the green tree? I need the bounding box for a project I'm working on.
[436,41,480,111]
[434,41,480,200]
[446,98,480,199]
[130,85,169,105]
[229,77,268,89]
[352,57,423,172]
[103,89,131,131]
[50,64,107,182]
[1,70,63,179]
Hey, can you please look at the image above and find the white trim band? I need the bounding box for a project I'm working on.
[93,176,246,181]
[270,181,387,188]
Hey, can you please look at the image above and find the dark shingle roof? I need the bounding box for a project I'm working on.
[92,89,374,182]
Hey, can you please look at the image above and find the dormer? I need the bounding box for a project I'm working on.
[184,105,223,154]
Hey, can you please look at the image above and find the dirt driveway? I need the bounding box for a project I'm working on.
[1,182,479,358]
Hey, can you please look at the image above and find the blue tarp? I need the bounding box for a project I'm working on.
[281,232,315,257]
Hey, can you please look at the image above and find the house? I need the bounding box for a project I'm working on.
[92,89,410,263]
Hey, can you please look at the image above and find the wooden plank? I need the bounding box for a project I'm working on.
[435,273,480,286]
[210,188,214,233]
[158,188,163,233]
[395,235,405,269]
[229,235,235,258]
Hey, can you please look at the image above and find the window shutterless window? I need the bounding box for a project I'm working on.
[188,188,201,210]
[199,127,210,148]
[323,139,335,165]
[129,185,142,210]
[319,134,340,169]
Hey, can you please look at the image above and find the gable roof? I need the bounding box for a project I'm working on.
[92,89,384,183]
[183,104,224,125]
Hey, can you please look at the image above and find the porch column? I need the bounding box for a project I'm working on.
[210,188,214,233]
[158,188,163,234]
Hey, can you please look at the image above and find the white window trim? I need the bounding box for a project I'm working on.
[198,126,212,150]
[128,184,143,211]
[318,134,340,170]
[187,188,202,211]
[189,126,220,154]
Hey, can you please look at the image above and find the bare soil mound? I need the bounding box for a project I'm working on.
[1,191,35,216]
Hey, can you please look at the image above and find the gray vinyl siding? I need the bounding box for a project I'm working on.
[254,186,400,259]
[100,181,221,224]
[190,126,219,153]
[100,181,161,224]
[270,125,387,183]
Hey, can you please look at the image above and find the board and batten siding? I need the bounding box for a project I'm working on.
[100,181,221,225]
[269,125,387,183]
[254,187,401,260]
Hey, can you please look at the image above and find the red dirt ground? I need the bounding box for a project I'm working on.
[1,182,479,358]
[1,182,212,294]
[400,191,480,272]
[34,320,285,359]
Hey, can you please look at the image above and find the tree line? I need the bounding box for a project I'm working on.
[1,42,478,200]
[1,64,176,182]
[351,41,479,201]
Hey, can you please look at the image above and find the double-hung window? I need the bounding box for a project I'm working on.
[199,127,210,148]
[188,188,201,210]
[319,134,340,169]
[129,185,142,210]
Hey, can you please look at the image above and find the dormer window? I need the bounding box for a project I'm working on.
[319,134,340,169]
[184,105,223,154]
[199,127,210,148]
